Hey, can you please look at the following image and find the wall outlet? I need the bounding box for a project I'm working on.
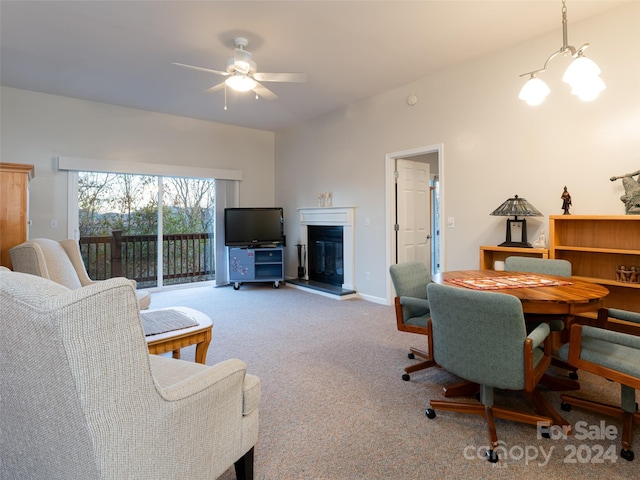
[365,272,371,281]
[50,219,58,229]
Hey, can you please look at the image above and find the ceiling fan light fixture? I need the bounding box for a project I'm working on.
[226,74,257,92]
[234,48,253,74]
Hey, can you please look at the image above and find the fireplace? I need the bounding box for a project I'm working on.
[298,207,355,291]
[308,225,344,286]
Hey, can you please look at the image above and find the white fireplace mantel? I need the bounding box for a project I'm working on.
[298,207,355,290]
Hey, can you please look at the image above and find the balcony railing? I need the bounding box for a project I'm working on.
[80,230,215,288]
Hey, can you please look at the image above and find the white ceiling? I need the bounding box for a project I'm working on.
[0,1,627,132]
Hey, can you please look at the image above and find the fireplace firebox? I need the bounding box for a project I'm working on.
[308,225,344,287]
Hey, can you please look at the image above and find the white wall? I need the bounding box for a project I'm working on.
[275,3,640,302]
[0,87,275,239]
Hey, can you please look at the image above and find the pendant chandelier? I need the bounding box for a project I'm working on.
[518,0,606,106]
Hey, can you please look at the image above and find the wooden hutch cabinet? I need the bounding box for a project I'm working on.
[549,215,640,313]
[0,163,35,269]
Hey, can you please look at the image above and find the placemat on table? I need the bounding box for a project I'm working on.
[141,309,199,336]
[448,274,573,291]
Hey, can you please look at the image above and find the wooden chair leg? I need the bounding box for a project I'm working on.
[525,389,571,430]
[561,394,640,461]
[234,447,254,480]
[539,373,579,391]
[404,359,437,374]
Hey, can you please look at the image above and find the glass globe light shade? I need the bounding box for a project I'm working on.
[519,77,551,106]
[571,75,606,101]
[562,56,601,87]
[226,75,257,92]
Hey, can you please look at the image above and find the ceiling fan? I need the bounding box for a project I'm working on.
[173,37,306,100]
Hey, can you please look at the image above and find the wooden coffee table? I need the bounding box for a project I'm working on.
[145,307,213,364]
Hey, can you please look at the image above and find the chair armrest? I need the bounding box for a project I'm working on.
[608,308,640,325]
[399,296,430,311]
[59,239,95,286]
[580,325,640,350]
[150,356,252,402]
[526,322,550,350]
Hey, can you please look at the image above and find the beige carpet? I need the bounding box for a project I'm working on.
[148,283,638,480]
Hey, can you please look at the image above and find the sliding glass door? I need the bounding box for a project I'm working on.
[76,172,215,288]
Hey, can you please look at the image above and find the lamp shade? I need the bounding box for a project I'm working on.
[562,56,601,87]
[490,195,543,218]
[570,74,606,101]
[519,77,551,106]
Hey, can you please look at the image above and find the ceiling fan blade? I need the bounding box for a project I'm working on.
[253,82,278,100]
[253,72,307,83]
[172,62,229,76]
[202,81,226,94]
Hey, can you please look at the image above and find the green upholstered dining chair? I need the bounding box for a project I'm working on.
[559,308,640,461]
[425,283,566,463]
[389,261,436,381]
[504,256,577,379]
[504,256,572,277]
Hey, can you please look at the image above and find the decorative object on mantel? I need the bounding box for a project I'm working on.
[616,265,640,284]
[610,170,640,215]
[317,192,333,207]
[518,0,605,106]
[490,195,543,248]
[561,186,572,215]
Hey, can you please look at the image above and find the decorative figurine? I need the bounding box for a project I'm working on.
[532,229,546,248]
[610,170,640,215]
[561,186,572,215]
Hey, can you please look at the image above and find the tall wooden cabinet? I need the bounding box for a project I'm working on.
[549,215,640,312]
[0,163,35,269]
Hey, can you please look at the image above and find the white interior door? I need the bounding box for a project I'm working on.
[396,158,431,270]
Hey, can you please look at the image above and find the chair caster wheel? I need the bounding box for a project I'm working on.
[568,372,578,380]
[408,353,415,359]
[402,374,410,381]
[561,402,572,412]
[486,450,499,463]
[425,408,436,419]
[621,449,634,461]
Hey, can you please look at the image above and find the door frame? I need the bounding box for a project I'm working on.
[385,144,445,304]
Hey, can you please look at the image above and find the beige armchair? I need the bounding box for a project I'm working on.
[9,237,151,309]
[0,269,260,479]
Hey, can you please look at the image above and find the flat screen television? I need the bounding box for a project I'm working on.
[224,207,285,247]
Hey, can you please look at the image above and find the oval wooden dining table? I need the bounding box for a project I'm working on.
[431,269,610,401]
[434,270,609,316]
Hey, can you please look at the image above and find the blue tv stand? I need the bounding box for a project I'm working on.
[228,246,284,290]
